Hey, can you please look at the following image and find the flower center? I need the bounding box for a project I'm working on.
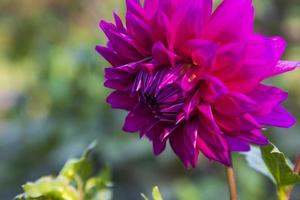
[133,69,185,122]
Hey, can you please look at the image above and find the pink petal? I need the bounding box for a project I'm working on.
[95,46,126,66]
[107,91,137,111]
[272,60,300,76]
[105,67,133,80]
[153,138,166,155]
[198,103,221,134]
[225,35,286,92]
[224,136,250,152]
[247,84,288,115]
[197,103,232,165]
[255,106,296,128]
[196,130,231,166]
[169,0,212,49]
[231,130,269,145]
[212,41,246,80]
[215,113,261,132]
[123,105,152,132]
[126,0,144,18]
[203,0,254,43]
[100,21,143,60]
[152,42,177,66]
[113,12,126,33]
[126,12,153,53]
[169,120,199,168]
[144,0,159,19]
[199,75,228,102]
[104,68,135,91]
[213,92,257,116]
[184,90,201,118]
[151,11,171,43]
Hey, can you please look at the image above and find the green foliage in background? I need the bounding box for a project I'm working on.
[15,142,113,200]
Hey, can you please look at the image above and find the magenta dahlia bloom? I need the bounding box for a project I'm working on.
[96,0,299,167]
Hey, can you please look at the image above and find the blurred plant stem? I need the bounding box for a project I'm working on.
[278,189,287,200]
[226,167,237,200]
[286,154,300,200]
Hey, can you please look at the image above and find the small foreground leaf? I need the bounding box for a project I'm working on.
[152,186,163,200]
[141,186,163,200]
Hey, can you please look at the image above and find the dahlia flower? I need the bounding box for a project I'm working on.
[96,0,299,167]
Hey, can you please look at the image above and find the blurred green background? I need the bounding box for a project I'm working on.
[0,0,300,199]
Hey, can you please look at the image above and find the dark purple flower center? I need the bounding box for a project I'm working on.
[133,69,186,122]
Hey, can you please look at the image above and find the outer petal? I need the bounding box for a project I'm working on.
[199,75,228,102]
[197,103,231,165]
[123,105,152,132]
[104,62,142,91]
[230,130,269,145]
[153,138,167,155]
[151,10,171,44]
[146,122,168,155]
[126,0,144,18]
[95,46,126,66]
[213,92,257,116]
[203,0,254,43]
[144,0,159,19]
[169,0,213,49]
[255,106,296,128]
[126,12,153,54]
[180,39,217,66]
[113,12,127,33]
[212,41,246,80]
[104,67,135,91]
[224,136,250,152]
[169,120,199,168]
[107,91,137,110]
[104,79,133,91]
[215,112,261,132]
[225,35,286,92]
[197,131,231,166]
[105,67,134,80]
[100,21,143,60]
[272,60,300,76]
[247,84,288,115]
[152,41,177,66]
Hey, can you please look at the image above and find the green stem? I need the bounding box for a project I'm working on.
[74,174,84,200]
[277,188,288,200]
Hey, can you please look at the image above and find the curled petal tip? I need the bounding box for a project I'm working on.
[273,60,300,75]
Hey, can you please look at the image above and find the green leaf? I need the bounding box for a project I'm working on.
[59,158,92,184]
[261,143,300,187]
[59,141,97,183]
[152,186,163,200]
[243,145,275,182]
[14,176,80,200]
[84,167,113,200]
[141,186,163,200]
[244,143,300,199]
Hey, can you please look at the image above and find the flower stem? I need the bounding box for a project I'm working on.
[278,188,288,200]
[226,167,238,200]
